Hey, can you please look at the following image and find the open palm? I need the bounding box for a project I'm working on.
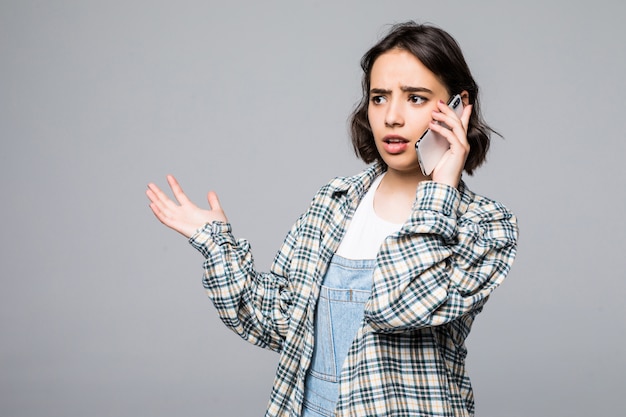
[146,175,227,238]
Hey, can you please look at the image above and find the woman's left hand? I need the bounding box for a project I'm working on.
[428,100,473,188]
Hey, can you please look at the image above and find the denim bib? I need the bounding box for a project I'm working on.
[302,255,375,417]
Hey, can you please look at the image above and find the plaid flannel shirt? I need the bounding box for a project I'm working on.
[189,163,518,417]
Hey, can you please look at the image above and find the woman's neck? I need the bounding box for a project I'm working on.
[373,168,427,224]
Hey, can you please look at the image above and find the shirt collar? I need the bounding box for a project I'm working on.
[329,163,473,219]
[328,163,385,197]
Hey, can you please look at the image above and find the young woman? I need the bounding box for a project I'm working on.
[147,22,518,417]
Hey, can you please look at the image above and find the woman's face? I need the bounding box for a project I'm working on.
[367,48,450,176]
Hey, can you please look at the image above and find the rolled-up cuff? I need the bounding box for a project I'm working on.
[189,221,235,258]
[413,181,461,217]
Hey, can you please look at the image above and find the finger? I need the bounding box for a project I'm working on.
[146,188,173,219]
[167,175,192,205]
[148,200,170,226]
[431,102,471,147]
[429,120,467,153]
[206,191,222,211]
[450,104,472,148]
[435,99,459,118]
[429,119,457,140]
[432,104,461,129]
[460,104,473,131]
[147,182,175,205]
[146,187,159,204]
[148,200,163,219]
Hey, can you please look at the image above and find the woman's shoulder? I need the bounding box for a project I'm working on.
[320,164,383,196]
[298,164,383,222]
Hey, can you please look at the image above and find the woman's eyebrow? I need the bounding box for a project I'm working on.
[370,88,391,95]
[400,86,433,94]
[369,86,434,95]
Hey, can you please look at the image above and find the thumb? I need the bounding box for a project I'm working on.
[461,104,473,131]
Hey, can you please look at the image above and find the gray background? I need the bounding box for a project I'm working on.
[2,1,625,416]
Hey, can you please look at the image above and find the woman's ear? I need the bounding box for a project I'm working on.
[460,90,470,107]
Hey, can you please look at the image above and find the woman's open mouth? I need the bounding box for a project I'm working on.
[382,135,410,154]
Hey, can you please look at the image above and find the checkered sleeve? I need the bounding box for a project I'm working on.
[189,220,299,352]
[365,181,518,332]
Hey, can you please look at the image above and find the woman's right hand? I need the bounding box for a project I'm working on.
[146,175,228,238]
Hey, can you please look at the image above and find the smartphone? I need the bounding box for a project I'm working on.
[415,94,464,176]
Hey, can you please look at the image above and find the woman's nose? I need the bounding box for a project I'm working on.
[384,100,404,127]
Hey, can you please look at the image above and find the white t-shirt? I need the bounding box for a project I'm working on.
[335,174,404,260]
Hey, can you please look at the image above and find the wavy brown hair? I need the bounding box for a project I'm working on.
[349,22,498,175]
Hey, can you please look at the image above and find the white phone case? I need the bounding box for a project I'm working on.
[416,94,464,176]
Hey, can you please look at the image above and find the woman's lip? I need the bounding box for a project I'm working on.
[382,137,410,154]
[382,135,409,143]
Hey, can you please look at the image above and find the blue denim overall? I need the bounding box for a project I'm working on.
[302,255,375,417]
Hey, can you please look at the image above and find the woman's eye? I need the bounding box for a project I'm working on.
[409,95,426,104]
[371,96,386,104]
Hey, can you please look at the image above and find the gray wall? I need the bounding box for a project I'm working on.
[2,1,625,416]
